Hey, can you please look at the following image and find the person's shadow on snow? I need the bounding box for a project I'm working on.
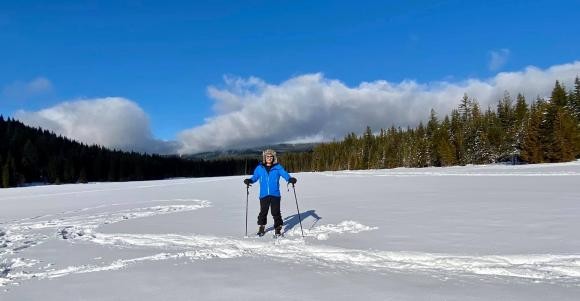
[265,210,322,233]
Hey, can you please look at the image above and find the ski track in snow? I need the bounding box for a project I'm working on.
[2,198,580,290]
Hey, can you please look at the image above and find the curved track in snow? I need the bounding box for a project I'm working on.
[2,198,580,289]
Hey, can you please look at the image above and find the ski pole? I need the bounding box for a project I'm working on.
[245,184,249,237]
[291,183,305,238]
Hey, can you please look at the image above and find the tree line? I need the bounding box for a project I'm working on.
[0,118,258,188]
[280,78,580,172]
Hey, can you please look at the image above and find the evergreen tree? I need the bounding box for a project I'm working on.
[362,126,374,169]
[437,116,457,166]
[414,122,429,167]
[107,158,118,182]
[2,163,9,188]
[496,92,516,158]
[78,168,88,184]
[63,159,75,183]
[551,80,568,107]
[572,77,580,157]
[521,100,544,163]
[21,140,39,182]
[2,153,15,188]
[427,109,440,166]
[572,77,580,120]
[47,157,60,184]
[497,91,515,130]
[551,108,576,162]
[513,93,529,154]
[458,93,471,121]
[514,93,529,123]
[541,81,575,162]
[450,109,465,164]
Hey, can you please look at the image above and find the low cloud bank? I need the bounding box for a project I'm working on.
[16,97,178,154]
[177,61,580,154]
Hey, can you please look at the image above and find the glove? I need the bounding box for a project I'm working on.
[243,178,252,186]
[288,177,297,185]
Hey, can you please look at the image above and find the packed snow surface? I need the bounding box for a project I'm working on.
[1,162,580,300]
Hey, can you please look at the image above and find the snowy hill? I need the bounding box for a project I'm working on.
[183,142,318,160]
[1,161,580,300]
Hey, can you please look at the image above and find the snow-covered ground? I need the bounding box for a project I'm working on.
[1,161,580,300]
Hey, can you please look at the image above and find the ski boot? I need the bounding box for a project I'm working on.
[274,226,283,237]
[257,225,265,237]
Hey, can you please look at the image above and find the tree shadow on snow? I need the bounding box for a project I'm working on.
[265,210,322,233]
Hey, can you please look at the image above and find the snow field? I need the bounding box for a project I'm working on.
[1,161,580,300]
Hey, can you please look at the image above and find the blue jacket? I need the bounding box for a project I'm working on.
[249,163,291,199]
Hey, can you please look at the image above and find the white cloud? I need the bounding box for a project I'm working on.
[177,61,580,154]
[15,97,178,154]
[2,77,54,100]
[488,49,510,71]
[208,75,268,114]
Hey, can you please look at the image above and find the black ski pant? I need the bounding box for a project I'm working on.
[257,195,283,228]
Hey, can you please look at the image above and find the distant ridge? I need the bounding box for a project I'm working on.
[183,143,318,160]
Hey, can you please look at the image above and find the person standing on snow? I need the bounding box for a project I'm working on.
[244,149,297,236]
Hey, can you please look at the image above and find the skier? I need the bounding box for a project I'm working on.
[244,149,297,237]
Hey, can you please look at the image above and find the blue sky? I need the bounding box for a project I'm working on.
[1,1,579,154]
